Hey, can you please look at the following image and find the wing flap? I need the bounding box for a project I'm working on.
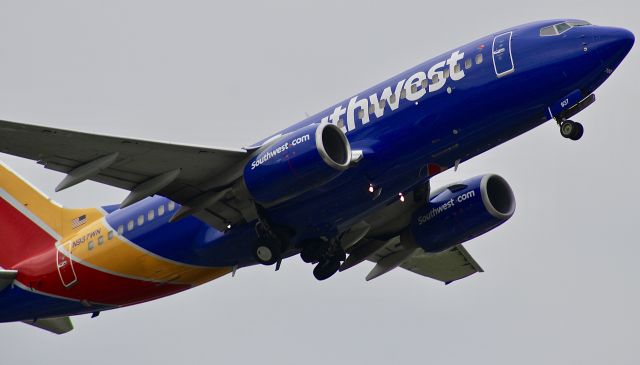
[363,236,483,283]
[400,245,483,284]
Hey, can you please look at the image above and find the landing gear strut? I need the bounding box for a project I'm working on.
[558,119,584,141]
[253,208,292,269]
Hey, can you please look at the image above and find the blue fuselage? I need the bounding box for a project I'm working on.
[117,19,630,268]
[0,19,634,323]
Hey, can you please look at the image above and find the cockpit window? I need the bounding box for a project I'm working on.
[567,20,591,27]
[555,22,572,34]
[540,21,592,37]
[540,26,558,36]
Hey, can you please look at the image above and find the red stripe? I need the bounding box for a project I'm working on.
[2,196,190,306]
[0,198,56,268]
[15,248,190,306]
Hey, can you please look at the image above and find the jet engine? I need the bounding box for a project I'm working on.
[405,174,516,253]
[243,123,352,204]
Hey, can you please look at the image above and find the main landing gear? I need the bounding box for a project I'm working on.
[558,119,584,141]
[300,238,346,281]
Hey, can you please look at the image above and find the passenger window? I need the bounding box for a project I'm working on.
[108,230,114,240]
[368,104,375,114]
[337,119,345,129]
[88,241,94,251]
[421,79,428,89]
[431,74,439,84]
[400,89,406,99]
[148,210,155,221]
[168,201,176,212]
[465,58,472,69]
[127,220,134,231]
[389,94,397,104]
[379,100,386,109]
[357,109,365,120]
[137,215,144,226]
[98,236,104,245]
[475,53,483,65]
[158,205,165,216]
[443,68,450,79]
[454,64,461,74]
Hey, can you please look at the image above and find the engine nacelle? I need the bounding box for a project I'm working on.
[405,174,516,253]
[243,123,351,203]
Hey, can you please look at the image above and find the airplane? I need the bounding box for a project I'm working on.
[0,19,634,334]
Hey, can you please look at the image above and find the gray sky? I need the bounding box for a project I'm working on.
[0,1,638,364]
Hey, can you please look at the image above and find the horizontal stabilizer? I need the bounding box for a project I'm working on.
[23,317,74,334]
[0,269,17,292]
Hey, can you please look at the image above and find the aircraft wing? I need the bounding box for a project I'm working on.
[367,239,483,284]
[0,119,253,230]
[399,245,483,284]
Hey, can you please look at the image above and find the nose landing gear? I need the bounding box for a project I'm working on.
[559,119,584,141]
[553,93,595,141]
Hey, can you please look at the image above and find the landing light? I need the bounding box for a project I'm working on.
[368,184,375,193]
[399,193,405,203]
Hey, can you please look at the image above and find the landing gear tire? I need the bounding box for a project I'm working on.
[569,122,584,140]
[253,241,280,266]
[560,120,584,140]
[313,258,340,281]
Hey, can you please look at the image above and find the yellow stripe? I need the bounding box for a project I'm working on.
[61,207,106,237]
[64,219,230,285]
[0,162,63,235]
[1,162,228,286]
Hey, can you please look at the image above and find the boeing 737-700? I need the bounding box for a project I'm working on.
[0,19,634,334]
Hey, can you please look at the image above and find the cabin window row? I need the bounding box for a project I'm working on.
[87,229,115,251]
[116,201,176,235]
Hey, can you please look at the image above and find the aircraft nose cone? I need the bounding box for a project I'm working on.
[594,26,635,68]
[612,27,635,54]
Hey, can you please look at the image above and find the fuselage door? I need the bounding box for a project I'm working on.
[56,242,78,288]
[492,31,515,77]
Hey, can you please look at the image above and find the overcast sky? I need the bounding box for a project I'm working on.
[0,1,638,364]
